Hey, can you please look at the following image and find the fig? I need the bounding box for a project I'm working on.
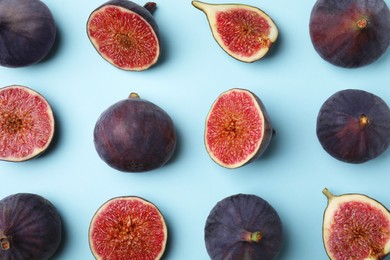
[205,88,273,169]
[0,85,55,162]
[316,89,390,163]
[94,92,176,172]
[87,0,161,71]
[0,0,56,68]
[205,194,283,260]
[89,196,167,259]
[0,193,62,260]
[192,0,278,63]
[309,0,390,68]
[322,188,390,260]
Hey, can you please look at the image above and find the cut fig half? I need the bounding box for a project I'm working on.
[192,0,278,62]
[322,188,390,260]
[87,0,160,71]
[0,85,55,162]
[89,196,167,259]
[205,88,273,169]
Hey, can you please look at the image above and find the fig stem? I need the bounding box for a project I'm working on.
[250,231,263,242]
[144,2,157,14]
[322,188,334,200]
[0,237,10,250]
[356,18,368,29]
[129,92,140,99]
[359,114,369,127]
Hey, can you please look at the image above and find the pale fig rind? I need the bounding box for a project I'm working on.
[192,0,278,63]
[205,88,273,169]
[322,188,390,260]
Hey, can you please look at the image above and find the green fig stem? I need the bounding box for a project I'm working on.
[250,231,263,242]
[129,92,140,99]
[0,237,10,250]
[322,188,334,200]
[144,2,157,14]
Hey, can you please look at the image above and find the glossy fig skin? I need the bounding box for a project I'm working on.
[0,193,62,260]
[309,0,390,68]
[94,93,176,172]
[316,89,390,163]
[205,194,283,260]
[0,0,56,68]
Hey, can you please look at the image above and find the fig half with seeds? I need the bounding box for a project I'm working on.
[316,89,390,163]
[87,0,161,71]
[0,85,55,162]
[205,194,283,260]
[89,196,167,259]
[309,0,390,68]
[192,1,278,62]
[0,193,62,260]
[322,188,390,260]
[205,88,273,169]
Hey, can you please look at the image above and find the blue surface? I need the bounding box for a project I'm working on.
[2,0,390,259]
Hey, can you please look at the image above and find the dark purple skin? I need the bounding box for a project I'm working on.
[205,194,283,260]
[0,193,62,260]
[317,89,390,163]
[0,0,56,68]
[309,0,390,68]
[94,94,176,172]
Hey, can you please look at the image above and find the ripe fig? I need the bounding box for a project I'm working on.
[205,88,273,169]
[322,188,390,260]
[89,196,167,259]
[192,0,278,63]
[93,92,176,172]
[316,89,390,163]
[0,85,55,162]
[205,194,283,260]
[309,0,390,68]
[0,0,56,68]
[0,193,62,260]
[87,0,161,71]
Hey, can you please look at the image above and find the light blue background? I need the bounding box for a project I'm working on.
[2,0,390,259]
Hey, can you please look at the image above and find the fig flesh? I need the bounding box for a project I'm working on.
[192,0,278,63]
[309,0,390,68]
[0,85,55,162]
[0,193,62,260]
[89,196,167,259]
[316,89,390,163]
[322,188,390,260]
[87,0,160,71]
[0,0,56,68]
[93,92,176,172]
[205,88,273,168]
[205,194,283,260]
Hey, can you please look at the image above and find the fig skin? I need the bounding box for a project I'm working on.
[87,0,161,71]
[93,93,176,172]
[0,193,62,260]
[89,196,168,259]
[309,0,390,68]
[205,88,273,169]
[205,194,283,260]
[0,0,56,68]
[316,89,390,163]
[192,1,278,63]
[322,188,390,260]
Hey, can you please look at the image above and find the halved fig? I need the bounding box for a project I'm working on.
[316,89,390,163]
[205,194,283,260]
[205,88,273,169]
[89,196,167,259]
[192,0,278,62]
[0,85,55,162]
[87,0,160,71]
[322,188,390,260]
[93,92,176,172]
[309,0,390,68]
[0,0,56,68]
[0,193,62,260]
